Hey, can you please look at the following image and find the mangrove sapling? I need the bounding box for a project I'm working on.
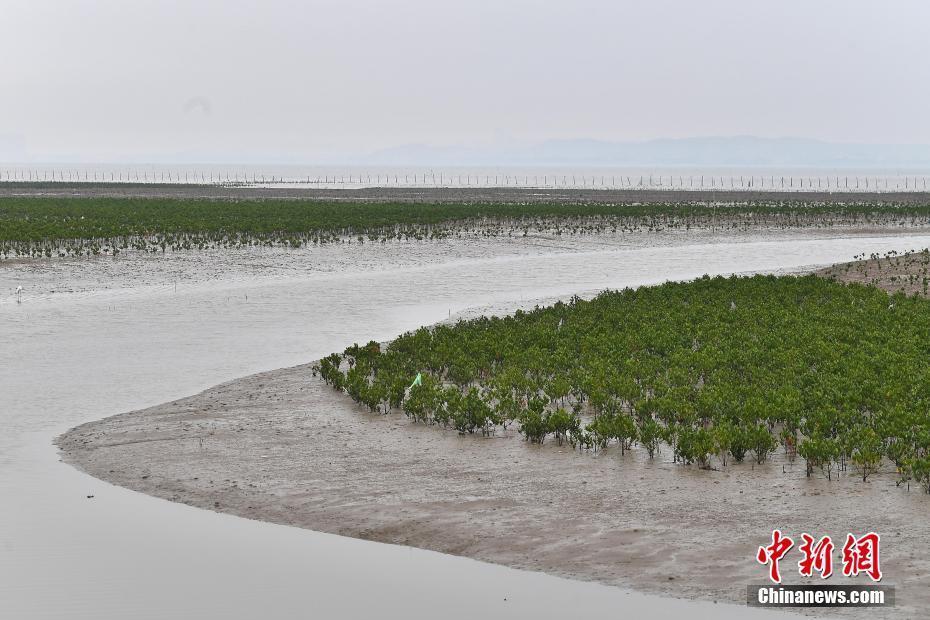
[910,457,930,493]
[886,440,915,487]
[434,387,461,428]
[519,408,549,444]
[547,408,579,446]
[850,427,884,482]
[836,433,853,474]
[692,427,716,469]
[729,425,750,463]
[477,390,502,436]
[585,418,610,451]
[674,426,715,468]
[712,421,735,466]
[611,413,639,455]
[638,418,662,459]
[403,378,440,424]
[658,424,679,461]
[451,388,492,434]
[568,426,594,451]
[749,424,778,465]
[799,435,841,480]
[547,376,572,408]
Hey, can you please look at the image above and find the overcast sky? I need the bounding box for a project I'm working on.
[3,0,930,163]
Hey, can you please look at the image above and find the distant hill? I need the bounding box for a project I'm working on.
[359,136,930,167]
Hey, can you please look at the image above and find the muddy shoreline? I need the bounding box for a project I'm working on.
[56,257,930,619]
[4,183,930,204]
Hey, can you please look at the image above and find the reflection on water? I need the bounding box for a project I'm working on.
[4,229,928,619]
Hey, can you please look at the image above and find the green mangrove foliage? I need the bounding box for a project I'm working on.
[4,196,930,258]
[316,274,930,490]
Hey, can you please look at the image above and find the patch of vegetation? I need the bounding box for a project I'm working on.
[316,274,930,490]
[3,197,930,259]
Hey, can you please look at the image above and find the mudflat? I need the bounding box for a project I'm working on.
[4,183,930,204]
[57,257,930,618]
[817,250,930,298]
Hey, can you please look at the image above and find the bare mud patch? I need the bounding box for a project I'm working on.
[817,249,930,298]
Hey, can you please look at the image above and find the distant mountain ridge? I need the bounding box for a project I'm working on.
[359,136,930,167]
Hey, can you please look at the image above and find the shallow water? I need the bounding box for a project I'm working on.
[3,229,929,618]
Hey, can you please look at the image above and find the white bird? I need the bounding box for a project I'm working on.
[15,286,23,303]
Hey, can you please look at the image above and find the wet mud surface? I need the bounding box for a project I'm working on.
[4,183,930,204]
[58,358,927,618]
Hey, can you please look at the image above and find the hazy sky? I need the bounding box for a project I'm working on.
[3,0,930,163]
